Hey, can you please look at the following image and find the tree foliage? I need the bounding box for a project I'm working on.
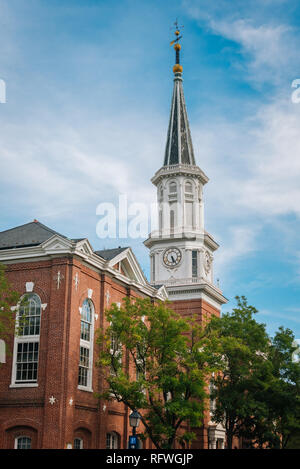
[96,294,300,449]
[266,327,300,448]
[206,296,271,448]
[0,262,20,341]
[207,296,300,449]
[96,297,221,449]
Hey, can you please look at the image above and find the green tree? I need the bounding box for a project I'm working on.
[96,297,221,449]
[237,328,300,449]
[0,262,20,341]
[207,296,271,449]
[0,262,21,364]
[208,297,300,449]
[267,327,300,448]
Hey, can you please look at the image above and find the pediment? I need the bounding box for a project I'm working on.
[108,248,147,285]
[41,235,73,252]
[154,285,168,300]
[75,239,94,256]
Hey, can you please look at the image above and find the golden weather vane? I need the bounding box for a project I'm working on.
[170,19,184,74]
[170,19,183,46]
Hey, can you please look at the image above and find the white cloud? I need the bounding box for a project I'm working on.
[259,309,300,325]
[238,100,300,216]
[210,19,293,84]
[193,95,300,220]
[184,0,298,85]
[0,0,299,306]
[188,93,300,285]
[0,112,162,219]
[213,224,260,284]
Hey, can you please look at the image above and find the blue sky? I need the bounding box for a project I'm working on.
[1,0,300,340]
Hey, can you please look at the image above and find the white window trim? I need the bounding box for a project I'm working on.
[14,435,32,449]
[192,249,198,278]
[0,339,5,364]
[73,437,83,449]
[10,294,41,388]
[78,299,94,392]
[106,432,120,449]
[184,179,194,194]
[169,181,177,193]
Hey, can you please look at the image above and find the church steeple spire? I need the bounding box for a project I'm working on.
[163,25,196,167]
[144,26,227,316]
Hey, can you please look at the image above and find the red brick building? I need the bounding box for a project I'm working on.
[0,220,168,449]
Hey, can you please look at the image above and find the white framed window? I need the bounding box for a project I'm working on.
[15,436,32,449]
[110,332,120,355]
[170,209,175,232]
[136,341,146,397]
[0,339,5,363]
[209,379,216,415]
[73,438,83,449]
[151,255,155,282]
[136,348,144,381]
[169,181,177,193]
[185,181,193,193]
[192,250,198,278]
[109,325,122,377]
[78,299,94,391]
[11,293,41,387]
[106,432,120,449]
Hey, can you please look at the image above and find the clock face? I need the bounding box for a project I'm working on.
[163,247,182,268]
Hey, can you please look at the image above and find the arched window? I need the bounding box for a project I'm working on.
[169,181,177,193]
[74,438,83,449]
[19,293,41,337]
[185,181,193,193]
[15,436,32,449]
[80,299,92,342]
[11,293,41,386]
[106,432,120,449]
[78,299,94,390]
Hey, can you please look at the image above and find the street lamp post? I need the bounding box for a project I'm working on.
[128,409,141,449]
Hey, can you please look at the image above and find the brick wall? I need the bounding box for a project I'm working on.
[0,256,148,449]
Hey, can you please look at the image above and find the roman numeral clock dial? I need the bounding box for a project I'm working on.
[163,247,182,268]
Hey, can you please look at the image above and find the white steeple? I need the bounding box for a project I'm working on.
[163,70,196,166]
[144,29,227,309]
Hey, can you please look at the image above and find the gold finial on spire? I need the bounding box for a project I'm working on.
[170,19,183,74]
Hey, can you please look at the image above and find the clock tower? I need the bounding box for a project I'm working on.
[144,29,227,319]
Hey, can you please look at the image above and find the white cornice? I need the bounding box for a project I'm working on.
[0,235,166,301]
[204,232,219,251]
[165,281,228,307]
[151,164,209,187]
[144,230,219,251]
